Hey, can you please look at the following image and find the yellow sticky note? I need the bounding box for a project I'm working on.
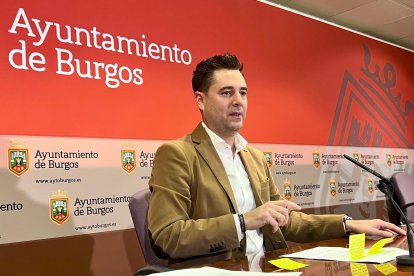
[349,233,366,260]
[350,263,369,276]
[374,263,397,275]
[268,258,308,270]
[368,238,393,255]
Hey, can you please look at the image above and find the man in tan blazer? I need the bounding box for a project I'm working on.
[147,53,405,266]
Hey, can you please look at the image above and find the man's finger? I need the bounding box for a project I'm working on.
[273,200,301,211]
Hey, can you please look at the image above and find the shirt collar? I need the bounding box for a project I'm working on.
[201,122,248,153]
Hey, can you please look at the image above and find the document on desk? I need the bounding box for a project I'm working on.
[281,246,408,263]
[150,266,302,275]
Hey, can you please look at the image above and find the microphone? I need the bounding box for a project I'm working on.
[343,154,414,265]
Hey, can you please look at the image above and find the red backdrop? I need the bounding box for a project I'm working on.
[1,0,413,147]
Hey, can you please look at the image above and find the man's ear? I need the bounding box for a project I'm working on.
[194,91,205,110]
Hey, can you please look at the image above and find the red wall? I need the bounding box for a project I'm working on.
[2,0,413,147]
[1,0,413,275]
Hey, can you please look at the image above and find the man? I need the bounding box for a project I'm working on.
[147,53,405,266]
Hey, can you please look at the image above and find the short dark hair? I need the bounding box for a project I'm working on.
[192,53,243,93]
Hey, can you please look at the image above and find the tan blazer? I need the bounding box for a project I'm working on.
[148,123,345,264]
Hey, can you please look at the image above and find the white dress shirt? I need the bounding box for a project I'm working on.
[202,122,265,264]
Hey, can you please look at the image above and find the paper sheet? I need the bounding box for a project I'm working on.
[350,263,369,276]
[349,234,365,260]
[148,266,302,275]
[268,258,308,270]
[281,246,408,264]
[374,263,398,275]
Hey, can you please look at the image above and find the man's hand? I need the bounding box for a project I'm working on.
[243,200,301,233]
[346,219,407,237]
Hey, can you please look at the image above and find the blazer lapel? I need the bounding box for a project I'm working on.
[239,148,264,207]
[191,124,239,213]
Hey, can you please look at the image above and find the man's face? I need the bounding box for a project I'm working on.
[195,69,247,140]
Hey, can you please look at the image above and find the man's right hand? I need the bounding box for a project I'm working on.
[243,200,301,233]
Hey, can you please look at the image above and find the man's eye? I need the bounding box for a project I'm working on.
[222,91,231,96]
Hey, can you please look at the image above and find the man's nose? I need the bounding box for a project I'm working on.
[232,91,243,105]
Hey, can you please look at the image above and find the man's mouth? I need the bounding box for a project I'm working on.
[229,112,242,118]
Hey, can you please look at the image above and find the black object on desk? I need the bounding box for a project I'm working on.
[343,154,414,266]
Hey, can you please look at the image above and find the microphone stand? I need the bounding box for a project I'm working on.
[343,154,414,265]
[377,179,414,265]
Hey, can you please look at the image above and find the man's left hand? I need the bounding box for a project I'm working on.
[346,219,406,237]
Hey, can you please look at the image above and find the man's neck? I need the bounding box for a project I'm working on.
[218,135,237,158]
[201,122,238,151]
[223,136,235,147]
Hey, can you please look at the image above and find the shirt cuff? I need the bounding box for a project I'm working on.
[233,214,244,241]
[342,215,353,235]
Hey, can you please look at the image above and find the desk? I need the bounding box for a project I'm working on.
[195,235,414,274]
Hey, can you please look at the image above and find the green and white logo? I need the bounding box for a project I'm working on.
[8,148,29,176]
[121,149,136,173]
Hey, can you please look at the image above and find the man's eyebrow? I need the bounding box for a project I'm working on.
[219,86,248,91]
[219,86,234,91]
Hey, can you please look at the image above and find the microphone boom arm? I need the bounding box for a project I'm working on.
[343,154,414,265]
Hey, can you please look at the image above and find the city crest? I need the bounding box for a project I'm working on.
[386,154,392,168]
[329,179,337,198]
[121,149,136,173]
[352,152,360,163]
[367,177,374,194]
[263,151,273,168]
[312,151,321,169]
[8,142,29,176]
[50,190,69,225]
[283,179,293,200]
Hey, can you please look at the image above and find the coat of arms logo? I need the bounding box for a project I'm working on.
[121,145,136,173]
[8,140,29,176]
[329,179,337,198]
[263,151,273,168]
[352,152,360,163]
[313,151,321,169]
[386,154,392,168]
[283,179,293,200]
[367,177,374,194]
[50,190,69,225]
